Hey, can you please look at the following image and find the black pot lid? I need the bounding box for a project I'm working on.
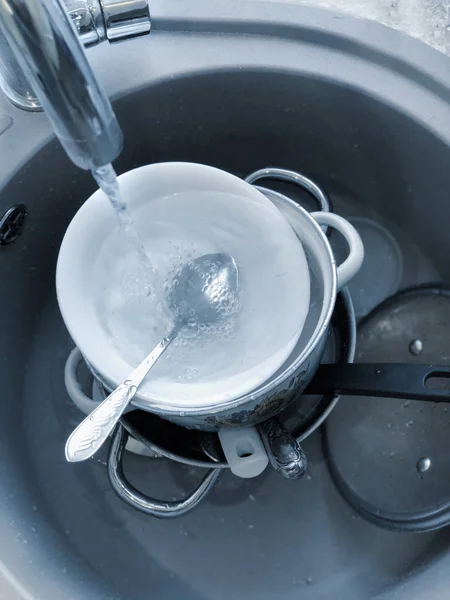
[325,285,450,532]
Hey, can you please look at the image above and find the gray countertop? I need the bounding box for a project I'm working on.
[256,0,450,54]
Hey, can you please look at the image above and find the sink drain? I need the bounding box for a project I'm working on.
[0,204,28,246]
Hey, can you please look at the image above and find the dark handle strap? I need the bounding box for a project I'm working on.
[305,364,450,402]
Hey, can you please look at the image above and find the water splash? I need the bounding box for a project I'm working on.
[91,163,157,294]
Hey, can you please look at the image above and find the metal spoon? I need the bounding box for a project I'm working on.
[65,253,239,463]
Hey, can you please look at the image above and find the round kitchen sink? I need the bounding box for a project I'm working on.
[1,2,450,599]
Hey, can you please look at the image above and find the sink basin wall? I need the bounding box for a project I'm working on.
[1,2,450,599]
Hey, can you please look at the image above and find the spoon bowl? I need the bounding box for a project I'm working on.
[169,253,239,328]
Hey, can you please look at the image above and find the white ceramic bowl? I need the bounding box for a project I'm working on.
[56,162,311,408]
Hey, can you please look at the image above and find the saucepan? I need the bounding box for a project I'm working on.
[56,163,364,431]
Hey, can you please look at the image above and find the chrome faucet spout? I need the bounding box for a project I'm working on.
[0,0,149,169]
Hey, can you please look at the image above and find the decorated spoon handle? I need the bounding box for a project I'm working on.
[259,418,307,480]
[65,328,177,463]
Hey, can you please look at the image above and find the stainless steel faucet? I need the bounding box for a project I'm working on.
[0,0,150,169]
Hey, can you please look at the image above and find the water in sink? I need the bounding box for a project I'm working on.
[90,164,311,405]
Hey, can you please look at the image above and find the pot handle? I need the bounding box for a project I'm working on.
[311,212,364,290]
[65,347,101,414]
[218,426,269,478]
[107,424,221,517]
[245,168,331,212]
[306,363,450,403]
